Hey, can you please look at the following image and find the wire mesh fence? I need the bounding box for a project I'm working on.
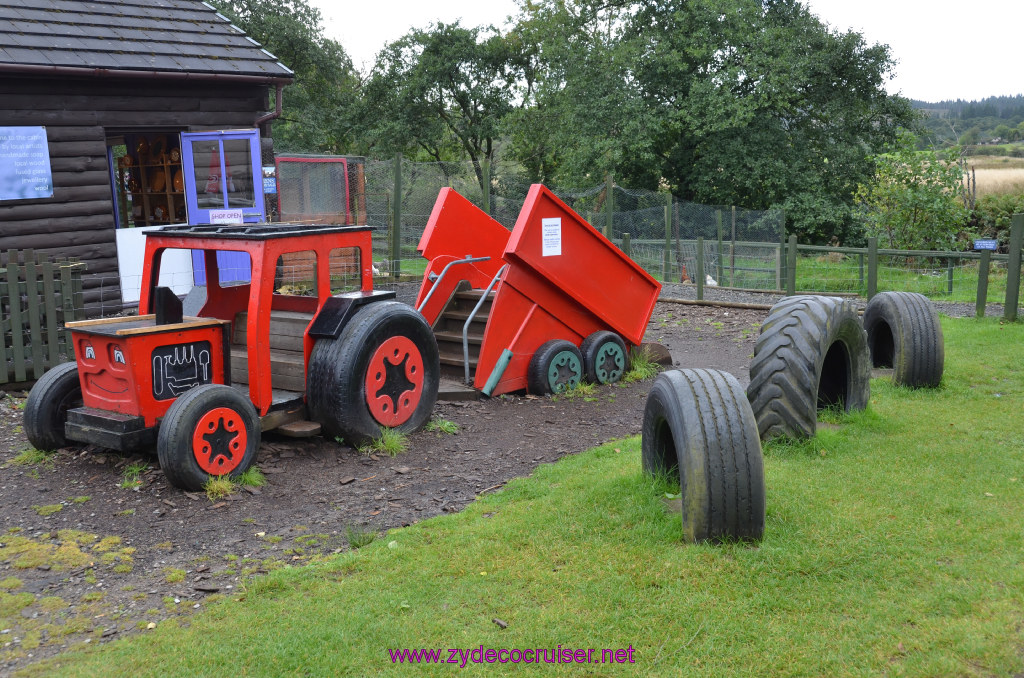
[72,155,1021,320]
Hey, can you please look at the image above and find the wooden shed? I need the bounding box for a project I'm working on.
[0,0,294,314]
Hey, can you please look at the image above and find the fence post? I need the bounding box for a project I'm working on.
[946,256,954,296]
[391,154,402,278]
[0,264,7,384]
[976,249,991,318]
[716,210,724,285]
[482,158,491,216]
[24,253,45,380]
[696,237,704,301]
[604,173,614,239]
[1004,215,1023,322]
[867,237,878,300]
[786,235,797,296]
[730,206,737,287]
[663,198,672,282]
[776,220,785,291]
[621,233,631,259]
[6,254,27,382]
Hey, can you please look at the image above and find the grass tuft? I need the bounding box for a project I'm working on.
[6,447,55,469]
[621,346,660,383]
[357,427,409,457]
[119,461,149,490]
[344,525,377,550]
[553,381,597,401]
[203,476,235,501]
[424,418,459,435]
[235,467,267,488]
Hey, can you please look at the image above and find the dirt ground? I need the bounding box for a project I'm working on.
[0,300,766,673]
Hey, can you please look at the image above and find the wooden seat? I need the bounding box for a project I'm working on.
[230,310,313,392]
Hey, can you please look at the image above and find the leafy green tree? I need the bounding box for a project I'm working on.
[856,132,968,251]
[356,22,525,193]
[504,0,915,243]
[210,0,361,153]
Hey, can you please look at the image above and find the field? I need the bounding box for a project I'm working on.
[965,155,1024,196]
[29,316,1024,677]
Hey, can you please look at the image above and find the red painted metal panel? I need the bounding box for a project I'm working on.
[414,189,511,325]
[504,185,660,346]
[72,323,227,427]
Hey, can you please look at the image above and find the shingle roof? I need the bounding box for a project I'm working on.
[0,0,294,81]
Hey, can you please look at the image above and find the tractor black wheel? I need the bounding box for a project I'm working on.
[642,369,765,543]
[157,384,260,491]
[527,339,584,395]
[580,331,628,385]
[307,301,440,448]
[746,295,870,439]
[864,291,944,388]
[24,362,82,451]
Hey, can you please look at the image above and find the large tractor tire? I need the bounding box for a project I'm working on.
[24,362,82,451]
[307,301,440,447]
[863,291,944,388]
[527,339,584,395]
[157,384,261,491]
[746,295,870,439]
[580,330,628,385]
[642,369,766,543]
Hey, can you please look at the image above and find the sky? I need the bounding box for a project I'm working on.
[312,0,1021,103]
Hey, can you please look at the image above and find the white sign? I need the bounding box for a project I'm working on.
[209,208,244,224]
[542,217,562,256]
[0,126,53,201]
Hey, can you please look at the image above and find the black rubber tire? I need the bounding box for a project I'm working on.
[307,301,440,447]
[23,362,82,451]
[580,331,628,385]
[527,339,584,395]
[642,369,766,543]
[157,384,260,491]
[863,292,944,388]
[746,295,870,439]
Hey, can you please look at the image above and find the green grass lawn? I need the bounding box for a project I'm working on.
[31,317,1024,677]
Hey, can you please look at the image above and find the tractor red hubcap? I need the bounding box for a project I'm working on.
[365,336,424,426]
[192,407,247,475]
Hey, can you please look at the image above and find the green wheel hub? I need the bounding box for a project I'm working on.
[546,350,582,393]
[593,342,626,383]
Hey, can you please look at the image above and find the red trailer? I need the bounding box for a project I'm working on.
[415,184,661,396]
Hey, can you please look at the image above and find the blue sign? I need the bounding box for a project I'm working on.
[0,126,53,201]
[973,239,998,251]
[262,165,277,194]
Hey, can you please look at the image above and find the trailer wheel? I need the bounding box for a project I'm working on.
[157,384,260,491]
[580,331,628,385]
[864,292,944,388]
[642,369,765,543]
[528,339,584,395]
[24,362,81,451]
[307,301,439,447]
[746,295,870,439]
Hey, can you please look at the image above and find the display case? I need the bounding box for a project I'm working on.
[115,134,187,227]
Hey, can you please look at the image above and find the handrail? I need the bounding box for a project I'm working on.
[464,264,508,385]
[416,255,491,313]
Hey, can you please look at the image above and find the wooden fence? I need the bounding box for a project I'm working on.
[1,250,86,385]
[673,217,1024,322]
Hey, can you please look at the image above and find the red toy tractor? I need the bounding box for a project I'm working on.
[23,224,440,490]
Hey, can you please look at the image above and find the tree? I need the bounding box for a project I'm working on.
[856,132,968,251]
[210,0,361,153]
[504,0,916,243]
[356,23,526,193]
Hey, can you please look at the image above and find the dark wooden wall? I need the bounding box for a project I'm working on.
[0,75,270,314]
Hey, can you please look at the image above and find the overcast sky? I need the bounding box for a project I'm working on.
[311,0,1020,103]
